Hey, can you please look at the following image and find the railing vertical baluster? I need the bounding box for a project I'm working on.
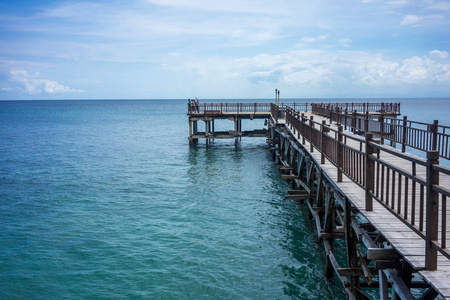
[309,116,314,152]
[402,116,408,152]
[442,195,447,249]
[321,120,326,164]
[365,133,374,211]
[352,110,356,133]
[379,115,384,145]
[364,111,369,132]
[301,113,306,145]
[337,125,343,182]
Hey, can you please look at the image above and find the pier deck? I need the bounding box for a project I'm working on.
[280,112,450,299]
[187,101,449,299]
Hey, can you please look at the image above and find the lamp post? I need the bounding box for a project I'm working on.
[275,89,278,106]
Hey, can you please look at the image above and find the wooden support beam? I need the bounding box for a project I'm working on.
[337,268,364,277]
[285,194,310,200]
[281,174,299,180]
[353,288,372,300]
[324,240,349,286]
[266,138,278,144]
[379,269,389,300]
[383,269,416,300]
[324,190,336,278]
[287,190,309,195]
[345,198,360,292]
[374,260,402,270]
[320,232,345,239]
[357,249,373,285]
[277,166,294,171]
[367,248,402,260]
[419,287,439,300]
[294,178,309,192]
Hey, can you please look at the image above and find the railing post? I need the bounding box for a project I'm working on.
[337,125,343,182]
[301,113,306,145]
[309,116,314,152]
[364,111,369,132]
[402,116,408,152]
[352,110,357,133]
[425,150,439,270]
[379,115,384,145]
[344,109,348,131]
[321,120,326,164]
[365,133,374,211]
[431,120,438,151]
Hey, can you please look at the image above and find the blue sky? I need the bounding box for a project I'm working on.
[0,0,449,100]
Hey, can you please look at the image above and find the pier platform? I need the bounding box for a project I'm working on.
[187,101,449,299]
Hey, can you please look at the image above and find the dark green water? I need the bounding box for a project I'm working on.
[2,99,449,299]
[0,100,344,299]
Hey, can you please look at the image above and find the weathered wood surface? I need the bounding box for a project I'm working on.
[281,112,450,299]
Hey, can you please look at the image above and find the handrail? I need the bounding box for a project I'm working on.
[312,104,450,160]
[311,102,401,114]
[282,105,449,270]
[187,102,272,114]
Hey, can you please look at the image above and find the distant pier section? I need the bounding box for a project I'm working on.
[187,102,273,146]
[187,101,400,146]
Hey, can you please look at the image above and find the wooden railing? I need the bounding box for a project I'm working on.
[312,102,401,114]
[187,102,271,114]
[187,102,310,115]
[312,105,450,160]
[283,106,449,270]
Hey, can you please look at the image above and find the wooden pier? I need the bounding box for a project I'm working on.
[187,101,450,300]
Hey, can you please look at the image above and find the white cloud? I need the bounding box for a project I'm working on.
[9,70,84,95]
[429,50,448,59]
[400,14,444,26]
[300,35,328,43]
[177,49,450,94]
[387,0,410,8]
[401,14,423,25]
[361,0,410,7]
[353,51,450,85]
[338,39,352,47]
[428,1,450,11]
[145,0,301,15]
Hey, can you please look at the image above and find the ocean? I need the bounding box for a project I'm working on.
[1,98,449,299]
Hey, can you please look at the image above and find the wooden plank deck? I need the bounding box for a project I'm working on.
[279,113,450,299]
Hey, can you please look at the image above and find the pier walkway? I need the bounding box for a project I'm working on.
[188,102,449,300]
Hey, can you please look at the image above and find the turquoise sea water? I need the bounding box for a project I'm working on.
[0,99,449,299]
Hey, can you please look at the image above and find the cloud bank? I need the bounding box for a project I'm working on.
[0,0,449,98]
[7,70,84,95]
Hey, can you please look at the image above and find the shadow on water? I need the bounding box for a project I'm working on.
[184,140,345,299]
